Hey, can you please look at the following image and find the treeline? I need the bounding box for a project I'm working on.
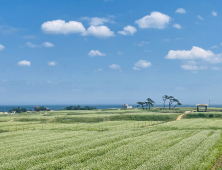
[64,105,97,110]
[9,107,27,113]
[137,95,182,110]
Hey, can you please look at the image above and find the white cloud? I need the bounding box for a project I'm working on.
[88,50,106,57]
[175,87,184,90]
[165,46,222,63]
[164,39,171,42]
[41,19,86,34]
[26,42,54,48]
[134,41,150,46]
[212,67,220,70]
[135,11,171,29]
[17,60,31,66]
[211,45,218,49]
[0,44,5,50]
[48,61,57,66]
[89,17,114,26]
[42,42,54,47]
[23,35,37,39]
[117,51,124,55]
[109,64,121,70]
[118,25,137,35]
[212,11,217,17]
[175,8,186,14]
[26,42,39,48]
[197,15,203,20]
[173,24,182,29]
[83,25,114,38]
[98,69,102,71]
[133,60,151,70]
[181,65,207,70]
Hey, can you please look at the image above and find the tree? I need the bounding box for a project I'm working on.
[173,100,182,109]
[137,102,145,110]
[168,96,175,109]
[162,95,169,109]
[168,96,182,109]
[145,98,155,110]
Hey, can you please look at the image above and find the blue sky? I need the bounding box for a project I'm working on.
[0,0,222,105]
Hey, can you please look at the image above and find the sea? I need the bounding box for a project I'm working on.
[0,104,220,112]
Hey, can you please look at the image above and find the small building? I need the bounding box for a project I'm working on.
[34,106,39,111]
[196,104,208,112]
[122,104,132,109]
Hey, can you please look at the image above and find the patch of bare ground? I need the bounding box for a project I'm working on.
[176,111,191,121]
[8,120,14,122]
[212,154,222,170]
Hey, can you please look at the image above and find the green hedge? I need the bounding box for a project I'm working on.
[184,113,222,119]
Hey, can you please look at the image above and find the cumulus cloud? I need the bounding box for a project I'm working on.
[197,15,203,20]
[173,24,182,29]
[83,25,114,38]
[23,35,37,39]
[48,61,57,66]
[0,44,5,50]
[135,11,171,29]
[175,8,186,14]
[109,64,121,70]
[211,45,218,49]
[212,11,217,17]
[41,19,86,34]
[133,60,151,70]
[118,25,137,35]
[165,46,222,63]
[41,19,115,38]
[181,65,207,70]
[180,61,207,70]
[134,41,150,46]
[42,42,54,47]
[117,51,124,55]
[88,50,106,57]
[89,17,114,26]
[17,60,31,66]
[26,42,39,48]
[26,42,54,48]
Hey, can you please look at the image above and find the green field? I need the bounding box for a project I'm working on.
[1,108,222,169]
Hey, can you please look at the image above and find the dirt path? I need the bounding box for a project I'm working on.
[176,111,191,120]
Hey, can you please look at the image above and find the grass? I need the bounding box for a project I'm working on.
[1,108,222,169]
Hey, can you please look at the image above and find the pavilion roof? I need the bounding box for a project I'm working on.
[196,104,208,106]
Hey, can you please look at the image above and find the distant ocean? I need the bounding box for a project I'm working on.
[0,104,221,112]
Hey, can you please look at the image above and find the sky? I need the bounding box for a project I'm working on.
[0,0,222,105]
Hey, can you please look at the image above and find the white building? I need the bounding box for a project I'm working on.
[122,104,132,109]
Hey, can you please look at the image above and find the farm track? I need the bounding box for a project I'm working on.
[176,111,191,121]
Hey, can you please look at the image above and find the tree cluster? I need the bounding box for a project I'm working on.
[162,95,182,109]
[35,106,49,111]
[9,107,27,113]
[64,105,97,110]
[137,98,155,110]
[137,95,182,110]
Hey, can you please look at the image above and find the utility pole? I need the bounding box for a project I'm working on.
[209,99,211,107]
